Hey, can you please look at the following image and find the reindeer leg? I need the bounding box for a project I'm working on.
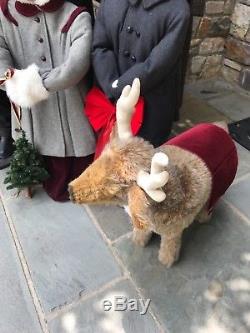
[128,185,153,247]
[158,214,196,267]
[196,207,212,224]
[158,231,183,267]
[133,228,152,247]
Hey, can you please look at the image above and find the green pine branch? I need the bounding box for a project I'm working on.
[4,130,49,193]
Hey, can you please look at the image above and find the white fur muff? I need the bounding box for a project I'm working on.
[5,64,49,108]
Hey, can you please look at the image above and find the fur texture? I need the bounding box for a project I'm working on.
[69,135,212,267]
[17,0,51,6]
[5,64,49,108]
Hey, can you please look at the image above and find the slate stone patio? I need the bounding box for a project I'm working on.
[0,79,250,333]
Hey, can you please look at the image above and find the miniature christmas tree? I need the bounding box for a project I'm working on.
[4,130,49,197]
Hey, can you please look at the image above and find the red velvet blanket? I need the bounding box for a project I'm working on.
[167,124,238,211]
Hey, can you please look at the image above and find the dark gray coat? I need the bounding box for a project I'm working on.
[92,0,190,147]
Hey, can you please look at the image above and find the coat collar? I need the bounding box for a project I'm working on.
[15,0,64,17]
[128,0,165,9]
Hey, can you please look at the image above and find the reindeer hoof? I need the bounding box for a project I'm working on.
[132,230,152,247]
[158,251,179,267]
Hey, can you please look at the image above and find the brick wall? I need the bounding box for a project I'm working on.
[188,0,235,81]
[223,0,250,87]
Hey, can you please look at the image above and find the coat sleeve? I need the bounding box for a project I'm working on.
[112,7,190,99]
[92,0,120,99]
[0,19,14,88]
[40,12,92,92]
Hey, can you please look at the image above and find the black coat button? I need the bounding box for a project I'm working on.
[131,55,136,62]
[136,31,141,38]
[40,56,46,62]
[126,26,133,33]
[123,50,130,57]
[38,38,44,43]
[34,17,40,23]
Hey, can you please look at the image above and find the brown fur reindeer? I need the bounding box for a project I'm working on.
[69,79,238,267]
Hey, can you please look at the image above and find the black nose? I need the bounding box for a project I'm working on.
[68,185,75,202]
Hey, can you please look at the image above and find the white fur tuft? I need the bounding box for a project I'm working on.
[17,0,50,6]
[5,64,49,108]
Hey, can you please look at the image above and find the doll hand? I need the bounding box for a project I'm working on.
[112,79,118,89]
[5,64,49,108]
[137,152,169,202]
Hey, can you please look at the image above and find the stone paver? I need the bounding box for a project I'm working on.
[207,93,250,121]
[234,143,250,181]
[0,202,42,333]
[49,280,159,333]
[180,93,230,124]
[114,201,250,333]
[87,205,131,241]
[224,173,250,220]
[0,172,122,315]
[0,79,250,333]
[171,93,230,137]
[185,79,234,101]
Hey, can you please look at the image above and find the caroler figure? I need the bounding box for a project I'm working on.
[0,0,96,201]
[91,0,191,148]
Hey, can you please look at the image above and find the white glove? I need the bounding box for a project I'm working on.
[5,64,49,108]
[112,79,119,88]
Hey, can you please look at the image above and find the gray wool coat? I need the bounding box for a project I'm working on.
[93,0,190,147]
[0,0,96,157]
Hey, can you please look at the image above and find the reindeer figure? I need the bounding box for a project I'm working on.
[69,79,237,267]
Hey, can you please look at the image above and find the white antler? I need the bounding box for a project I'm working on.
[116,78,140,140]
[137,153,169,203]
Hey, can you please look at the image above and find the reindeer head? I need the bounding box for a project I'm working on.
[69,79,155,205]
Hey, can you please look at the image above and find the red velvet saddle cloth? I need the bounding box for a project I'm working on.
[167,123,238,211]
[85,87,144,159]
